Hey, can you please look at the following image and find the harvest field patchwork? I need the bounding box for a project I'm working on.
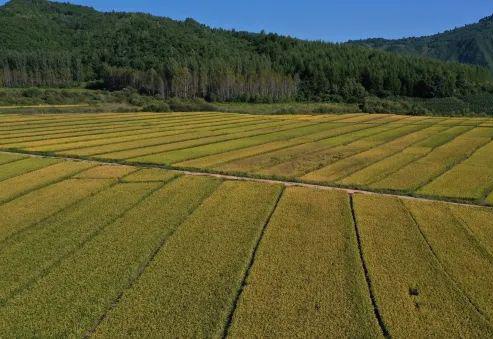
[3,111,493,204]
[3,0,493,336]
[0,155,492,336]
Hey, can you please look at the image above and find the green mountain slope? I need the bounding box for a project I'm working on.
[0,0,492,104]
[351,15,493,73]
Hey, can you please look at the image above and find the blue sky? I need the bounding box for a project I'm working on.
[2,0,492,42]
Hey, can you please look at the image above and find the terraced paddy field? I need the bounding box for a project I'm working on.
[2,111,493,205]
[0,155,492,337]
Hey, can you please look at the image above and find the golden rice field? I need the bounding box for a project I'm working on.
[1,111,493,204]
[1,111,493,337]
[0,154,492,337]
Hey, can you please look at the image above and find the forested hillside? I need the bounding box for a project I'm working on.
[352,14,493,74]
[0,0,492,104]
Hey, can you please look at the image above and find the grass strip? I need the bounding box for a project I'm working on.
[352,194,493,337]
[228,187,380,337]
[93,181,282,337]
[0,176,221,337]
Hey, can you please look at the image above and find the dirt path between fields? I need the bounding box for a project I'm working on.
[1,149,491,210]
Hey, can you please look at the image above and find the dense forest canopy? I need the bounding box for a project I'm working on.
[351,14,493,75]
[1,0,492,103]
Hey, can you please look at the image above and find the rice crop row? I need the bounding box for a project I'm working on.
[99,121,314,160]
[0,161,95,204]
[4,112,493,203]
[0,113,173,134]
[1,115,258,147]
[93,181,282,337]
[228,187,380,337]
[54,119,290,157]
[413,125,473,148]
[0,181,161,304]
[0,122,169,145]
[0,112,165,128]
[334,113,393,123]
[121,168,181,182]
[0,178,115,243]
[437,117,470,126]
[403,199,493,321]
[336,124,453,185]
[74,164,137,179]
[371,128,493,191]
[260,122,408,178]
[0,157,60,182]
[301,123,433,183]
[136,122,346,165]
[0,113,152,130]
[0,123,158,145]
[1,114,259,147]
[0,152,25,165]
[0,114,239,145]
[353,124,477,187]
[419,140,493,200]
[217,122,397,174]
[487,192,493,204]
[0,176,221,337]
[0,112,227,134]
[28,116,272,152]
[352,194,493,337]
[449,205,493,255]
[176,122,381,169]
[0,111,242,135]
[26,128,195,152]
[336,125,459,186]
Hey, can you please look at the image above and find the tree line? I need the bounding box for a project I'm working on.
[0,0,492,103]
